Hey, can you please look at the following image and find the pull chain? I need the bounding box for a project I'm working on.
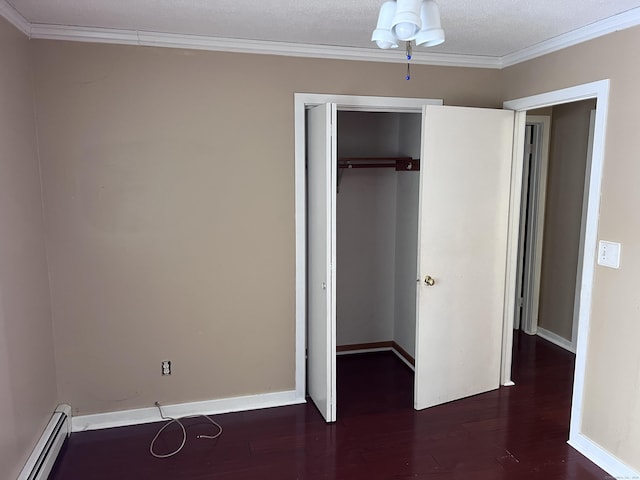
[405,42,412,80]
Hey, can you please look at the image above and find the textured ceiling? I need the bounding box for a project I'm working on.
[7,0,640,57]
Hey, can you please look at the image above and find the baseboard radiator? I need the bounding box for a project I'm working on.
[18,404,71,480]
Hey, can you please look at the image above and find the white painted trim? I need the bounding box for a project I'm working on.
[294,94,306,403]
[392,348,416,371]
[520,115,552,336]
[502,7,640,67]
[500,110,525,386]
[296,93,443,112]
[569,433,640,479]
[3,4,640,68]
[28,23,501,68]
[0,0,30,36]
[294,93,442,412]
[329,103,338,423]
[504,79,610,463]
[512,122,531,333]
[504,80,609,111]
[72,390,304,432]
[336,347,392,356]
[572,109,596,348]
[336,347,415,371]
[537,327,576,353]
[529,115,552,335]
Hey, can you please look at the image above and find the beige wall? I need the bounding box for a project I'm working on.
[3,12,639,475]
[30,40,503,415]
[537,99,595,340]
[0,17,58,480]
[504,25,640,471]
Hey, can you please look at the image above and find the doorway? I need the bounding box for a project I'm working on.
[503,80,610,458]
[297,95,442,423]
[299,95,516,422]
[515,101,596,353]
[510,100,597,466]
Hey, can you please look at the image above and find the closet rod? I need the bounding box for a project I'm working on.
[339,163,395,169]
[338,157,420,171]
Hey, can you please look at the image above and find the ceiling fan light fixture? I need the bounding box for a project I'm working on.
[371,1,400,49]
[391,0,423,41]
[415,0,445,47]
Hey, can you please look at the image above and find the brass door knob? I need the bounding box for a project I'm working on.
[424,275,435,286]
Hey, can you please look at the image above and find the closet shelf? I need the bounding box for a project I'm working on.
[338,157,420,171]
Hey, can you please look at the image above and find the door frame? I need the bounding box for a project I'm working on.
[294,93,442,403]
[571,108,597,349]
[502,80,610,448]
[514,115,551,335]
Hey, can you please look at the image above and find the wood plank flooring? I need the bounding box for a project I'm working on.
[49,332,611,479]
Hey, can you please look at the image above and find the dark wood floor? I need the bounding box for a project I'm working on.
[49,332,611,479]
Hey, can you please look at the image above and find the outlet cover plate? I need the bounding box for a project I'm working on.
[598,240,621,269]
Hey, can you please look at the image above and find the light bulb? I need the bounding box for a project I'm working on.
[394,22,419,41]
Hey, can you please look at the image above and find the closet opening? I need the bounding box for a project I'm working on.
[334,111,422,411]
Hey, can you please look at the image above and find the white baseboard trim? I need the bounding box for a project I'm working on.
[569,432,640,479]
[336,347,391,356]
[72,390,305,432]
[391,348,415,371]
[337,346,415,371]
[537,327,576,353]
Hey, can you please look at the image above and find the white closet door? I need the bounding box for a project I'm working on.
[307,103,337,422]
[415,105,514,410]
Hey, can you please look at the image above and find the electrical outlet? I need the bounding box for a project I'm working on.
[598,240,621,268]
[162,360,171,376]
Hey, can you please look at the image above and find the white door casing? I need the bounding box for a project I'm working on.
[515,116,552,336]
[414,105,515,410]
[513,124,534,332]
[571,109,596,349]
[504,81,614,474]
[306,103,337,422]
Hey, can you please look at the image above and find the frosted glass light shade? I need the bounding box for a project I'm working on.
[415,0,445,47]
[371,1,399,49]
[391,0,422,41]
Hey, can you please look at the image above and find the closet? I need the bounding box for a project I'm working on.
[305,96,515,423]
[336,111,422,366]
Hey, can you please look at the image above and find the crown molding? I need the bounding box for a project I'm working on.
[29,24,502,68]
[3,2,640,69]
[0,0,30,36]
[501,6,640,67]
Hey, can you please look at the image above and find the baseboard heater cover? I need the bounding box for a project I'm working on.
[18,404,72,480]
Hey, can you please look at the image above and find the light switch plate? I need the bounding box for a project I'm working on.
[598,240,621,269]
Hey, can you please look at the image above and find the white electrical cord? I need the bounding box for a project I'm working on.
[150,402,223,459]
